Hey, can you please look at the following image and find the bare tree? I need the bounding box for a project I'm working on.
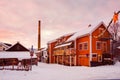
[109,22,120,41]
[109,22,120,62]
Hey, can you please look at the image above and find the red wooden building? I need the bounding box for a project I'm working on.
[47,22,113,66]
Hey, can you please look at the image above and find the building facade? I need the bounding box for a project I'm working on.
[48,22,113,66]
[36,48,48,63]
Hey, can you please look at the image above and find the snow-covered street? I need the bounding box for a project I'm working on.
[0,62,120,80]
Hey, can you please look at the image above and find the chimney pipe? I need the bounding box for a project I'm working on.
[88,24,91,27]
[38,20,41,50]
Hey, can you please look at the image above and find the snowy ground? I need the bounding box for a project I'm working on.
[0,62,120,80]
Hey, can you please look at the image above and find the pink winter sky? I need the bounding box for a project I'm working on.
[0,0,120,48]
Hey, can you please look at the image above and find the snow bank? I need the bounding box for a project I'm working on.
[0,62,120,80]
[114,61,120,66]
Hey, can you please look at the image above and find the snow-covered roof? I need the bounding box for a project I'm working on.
[47,39,57,44]
[61,32,75,37]
[0,42,11,48]
[47,32,74,44]
[67,21,106,42]
[0,52,37,60]
[55,42,72,48]
[41,47,47,51]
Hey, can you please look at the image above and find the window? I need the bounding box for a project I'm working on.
[92,53,97,58]
[63,37,66,42]
[79,42,88,50]
[83,42,88,50]
[79,43,83,50]
[96,41,101,50]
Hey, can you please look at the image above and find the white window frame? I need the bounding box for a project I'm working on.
[78,42,88,50]
[83,42,88,50]
[78,43,83,50]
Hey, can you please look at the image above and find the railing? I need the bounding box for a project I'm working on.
[0,58,38,71]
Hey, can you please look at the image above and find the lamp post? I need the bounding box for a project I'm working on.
[30,45,34,71]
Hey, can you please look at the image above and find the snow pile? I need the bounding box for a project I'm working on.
[114,61,120,66]
[0,62,120,80]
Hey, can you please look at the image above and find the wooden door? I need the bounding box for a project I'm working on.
[102,42,107,52]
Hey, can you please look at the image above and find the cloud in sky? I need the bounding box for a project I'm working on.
[0,0,120,48]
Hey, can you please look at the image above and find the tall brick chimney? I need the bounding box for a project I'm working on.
[38,20,41,50]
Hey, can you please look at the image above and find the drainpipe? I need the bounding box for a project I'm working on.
[74,40,77,66]
[70,55,72,66]
[62,49,65,65]
[69,48,72,66]
[89,33,92,67]
[62,55,64,65]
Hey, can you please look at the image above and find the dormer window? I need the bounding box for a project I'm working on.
[58,39,61,43]
[57,39,60,44]
[63,37,66,42]
[83,42,88,50]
